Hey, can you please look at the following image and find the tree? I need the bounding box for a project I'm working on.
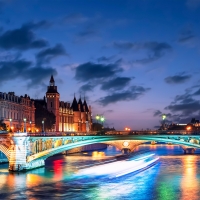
[0,120,8,131]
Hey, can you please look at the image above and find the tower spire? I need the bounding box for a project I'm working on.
[50,75,55,86]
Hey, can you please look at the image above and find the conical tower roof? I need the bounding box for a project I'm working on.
[83,98,89,112]
[78,97,84,112]
[71,96,79,111]
[50,75,55,83]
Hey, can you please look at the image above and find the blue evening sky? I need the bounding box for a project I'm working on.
[0,0,200,130]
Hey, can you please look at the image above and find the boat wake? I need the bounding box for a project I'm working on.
[75,152,159,179]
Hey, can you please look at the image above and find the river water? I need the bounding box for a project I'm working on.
[1,144,200,200]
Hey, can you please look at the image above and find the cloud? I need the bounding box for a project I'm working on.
[165,100,200,115]
[153,110,162,117]
[77,28,98,38]
[113,41,135,50]
[165,88,200,116]
[161,81,200,124]
[165,74,191,84]
[100,77,132,91]
[173,93,192,103]
[74,62,122,82]
[73,15,104,42]
[112,41,172,64]
[97,55,117,63]
[0,59,32,83]
[79,82,95,92]
[193,88,200,95]
[0,59,56,87]
[154,83,200,124]
[75,24,99,41]
[22,20,51,30]
[178,28,198,47]
[178,34,195,43]
[98,85,150,106]
[0,21,49,50]
[36,44,67,64]
[24,66,57,87]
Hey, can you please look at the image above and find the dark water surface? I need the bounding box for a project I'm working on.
[1,145,200,200]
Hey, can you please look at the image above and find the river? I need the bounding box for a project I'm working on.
[1,144,200,200]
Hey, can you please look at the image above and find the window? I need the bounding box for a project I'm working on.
[51,102,53,107]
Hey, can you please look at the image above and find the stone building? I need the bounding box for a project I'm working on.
[46,75,92,132]
[0,92,35,132]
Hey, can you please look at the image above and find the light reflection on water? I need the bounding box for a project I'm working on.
[0,145,200,199]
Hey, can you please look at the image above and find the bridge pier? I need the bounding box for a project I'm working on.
[122,148,131,154]
[8,135,45,171]
[183,148,196,154]
[9,135,29,171]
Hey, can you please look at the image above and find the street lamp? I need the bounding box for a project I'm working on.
[162,114,166,130]
[162,114,166,120]
[24,118,26,132]
[9,118,12,132]
[42,120,44,132]
[100,116,105,125]
[96,115,100,122]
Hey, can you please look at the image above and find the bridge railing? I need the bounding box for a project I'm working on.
[2,130,200,137]
[27,131,98,137]
[103,130,200,135]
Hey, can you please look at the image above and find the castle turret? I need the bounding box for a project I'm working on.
[78,98,86,132]
[83,98,92,132]
[71,96,80,131]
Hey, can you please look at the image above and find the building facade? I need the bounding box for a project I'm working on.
[0,92,35,132]
[46,75,92,132]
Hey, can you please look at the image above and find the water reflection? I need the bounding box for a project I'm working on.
[181,156,200,200]
[53,160,63,180]
[0,145,200,199]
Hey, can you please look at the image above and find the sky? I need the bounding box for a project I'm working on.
[0,0,200,130]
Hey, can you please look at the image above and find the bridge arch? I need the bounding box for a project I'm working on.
[0,144,10,160]
[104,140,148,153]
[27,136,200,165]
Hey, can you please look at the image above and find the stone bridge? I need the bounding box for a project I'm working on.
[1,132,200,171]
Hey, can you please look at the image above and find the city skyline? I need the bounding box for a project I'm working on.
[0,0,200,130]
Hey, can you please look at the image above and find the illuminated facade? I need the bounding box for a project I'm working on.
[0,92,35,132]
[46,75,92,132]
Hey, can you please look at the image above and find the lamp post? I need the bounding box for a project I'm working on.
[9,118,12,132]
[42,120,44,132]
[29,121,32,132]
[100,116,105,128]
[95,114,100,131]
[162,114,166,130]
[24,118,26,132]
[95,114,100,123]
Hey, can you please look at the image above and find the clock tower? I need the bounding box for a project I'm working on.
[46,75,60,131]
